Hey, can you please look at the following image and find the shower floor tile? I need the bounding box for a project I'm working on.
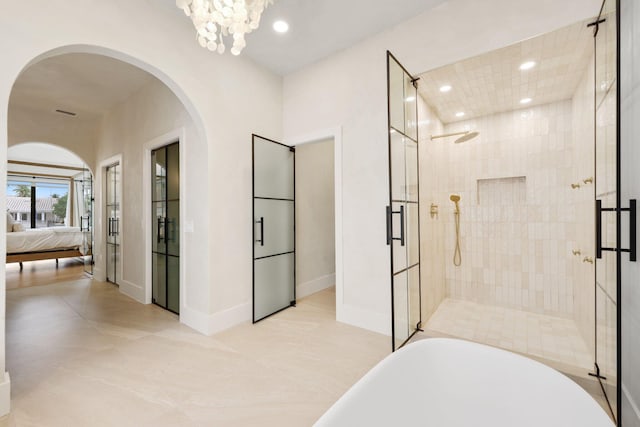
[423,298,594,371]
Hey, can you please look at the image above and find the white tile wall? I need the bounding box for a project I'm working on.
[424,96,594,319]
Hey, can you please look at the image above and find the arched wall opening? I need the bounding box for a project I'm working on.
[6,45,210,320]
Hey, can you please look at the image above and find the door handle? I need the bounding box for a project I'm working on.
[596,198,636,262]
[386,205,405,246]
[115,218,119,236]
[157,217,164,243]
[256,217,264,246]
[108,218,113,236]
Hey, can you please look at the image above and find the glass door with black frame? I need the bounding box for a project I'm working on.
[593,0,618,421]
[387,51,421,352]
[106,162,121,285]
[152,142,180,314]
[81,165,93,275]
[252,134,296,323]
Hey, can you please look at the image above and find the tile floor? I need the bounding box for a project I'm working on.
[420,298,616,419]
[1,281,388,426]
[424,298,594,371]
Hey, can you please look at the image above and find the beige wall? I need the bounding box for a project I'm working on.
[295,139,336,297]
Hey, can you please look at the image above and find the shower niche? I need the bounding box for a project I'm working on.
[476,176,526,205]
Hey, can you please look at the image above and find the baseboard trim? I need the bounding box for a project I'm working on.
[180,302,252,336]
[622,382,640,424]
[297,273,335,299]
[0,372,10,416]
[338,303,390,336]
[119,279,145,303]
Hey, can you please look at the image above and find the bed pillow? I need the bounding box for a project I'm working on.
[12,223,25,232]
[6,212,15,232]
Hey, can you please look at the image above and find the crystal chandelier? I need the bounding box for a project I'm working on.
[176,0,274,56]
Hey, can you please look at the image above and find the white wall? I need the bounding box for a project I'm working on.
[621,0,640,424]
[8,104,99,170]
[94,77,210,315]
[295,138,336,298]
[283,0,602,335]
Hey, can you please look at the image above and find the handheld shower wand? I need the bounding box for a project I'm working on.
[450,194,462,266]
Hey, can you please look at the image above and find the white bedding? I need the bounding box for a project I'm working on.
[7,227,84,254]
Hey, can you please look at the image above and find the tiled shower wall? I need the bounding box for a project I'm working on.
[571,53,595,356]
[428,97,591,319]
[418,97,446,321]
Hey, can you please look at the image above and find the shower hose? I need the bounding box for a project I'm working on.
[453,210,461,266]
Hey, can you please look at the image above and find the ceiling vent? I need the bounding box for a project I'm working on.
[55,109,76,117]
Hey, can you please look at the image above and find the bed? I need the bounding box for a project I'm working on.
[315,338,614,426]
[6,226,88,269]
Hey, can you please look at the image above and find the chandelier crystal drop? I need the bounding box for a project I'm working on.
[176,0,274,55]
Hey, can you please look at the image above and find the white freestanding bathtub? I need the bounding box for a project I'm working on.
[315,338,614,426]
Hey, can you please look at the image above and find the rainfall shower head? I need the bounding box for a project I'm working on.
[431,131,480,144]
[454,131,479,144]
[450,194,460,203]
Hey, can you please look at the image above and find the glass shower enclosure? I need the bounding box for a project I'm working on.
[386,52,422,351]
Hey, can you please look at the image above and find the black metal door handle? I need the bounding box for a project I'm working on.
[108,218,112,236]
[596,199,636,262]
[596,200,602,259]
[256,217,264,246]
[157,217,164,243]
[386,205,405,247]
[629,199,636,262]
[399,205,405,247]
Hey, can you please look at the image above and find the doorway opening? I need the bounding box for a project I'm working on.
[5,142,93,289]
[252,134,338,322]
[295,137,337,311]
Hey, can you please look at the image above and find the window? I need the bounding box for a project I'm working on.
[7,179,69,228]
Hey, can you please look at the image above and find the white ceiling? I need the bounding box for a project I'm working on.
[417,19,594,124]
[10,53,155,120]
[165,0,447,75]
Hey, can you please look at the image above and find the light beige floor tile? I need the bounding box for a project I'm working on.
[5,282,388,426]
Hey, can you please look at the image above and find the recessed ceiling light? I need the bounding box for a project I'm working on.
[519,61,536,70]
[273,20,289,33]
[455,112,465,118]
[439,85,452,93]
[520,97,532,104]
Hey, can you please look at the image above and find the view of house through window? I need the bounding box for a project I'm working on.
[7,179,70,228]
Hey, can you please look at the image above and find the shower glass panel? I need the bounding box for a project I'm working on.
[252,134,296,322]
[593,0,618,421]
[151,141,180,314]
[105,162,120,284]
[387,52,421,351]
